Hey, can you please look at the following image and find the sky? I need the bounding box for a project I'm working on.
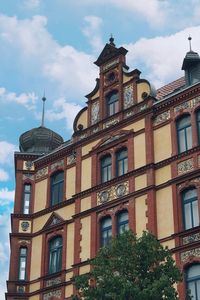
[0,0,200,297]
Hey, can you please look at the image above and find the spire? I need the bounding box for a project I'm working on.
[109,34,115,47]
[188,36,192,52]
[41,91,46,127]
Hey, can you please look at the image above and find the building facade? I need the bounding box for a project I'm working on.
[6,38,200,299]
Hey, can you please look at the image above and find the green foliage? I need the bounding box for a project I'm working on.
[72,231,182,300]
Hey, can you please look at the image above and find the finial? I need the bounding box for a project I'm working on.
[188,36,192,52]
[109,34,115,46]
[41,90,46,127]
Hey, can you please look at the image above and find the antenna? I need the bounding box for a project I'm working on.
[41,91,46,127]
[188,36,192,52]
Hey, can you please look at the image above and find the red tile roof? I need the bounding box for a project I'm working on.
[156,77,185,100]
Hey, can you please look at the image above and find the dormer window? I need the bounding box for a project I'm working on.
[106,90,119,116]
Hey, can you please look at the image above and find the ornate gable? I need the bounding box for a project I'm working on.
[43,212,64,229]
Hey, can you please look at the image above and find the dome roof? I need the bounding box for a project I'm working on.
[19,126,64,154]
[182,50,200,70]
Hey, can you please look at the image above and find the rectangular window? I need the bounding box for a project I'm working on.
[19,248,27,280]
[23,184,31,214]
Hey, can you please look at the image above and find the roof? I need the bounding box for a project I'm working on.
[156,77,186,100]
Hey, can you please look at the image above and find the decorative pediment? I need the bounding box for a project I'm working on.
[43,212,64,229]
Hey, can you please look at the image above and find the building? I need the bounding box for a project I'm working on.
[6,37,200,300]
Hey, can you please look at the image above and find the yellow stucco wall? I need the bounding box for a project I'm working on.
[81,158,91,191]
[29,296,40,300]
[80,196,91,212]
[29,282,40,293]
[66,223,75,269]
[33,213,50,233]
[123,119,145,132]
[80,216,91,261]
[77,109,88,130]
[155,165,171,186]
[161,239,175,250]
[79,264,90,275]
[90,90,100,100]
[156,186,174,239]
[123,74,133,83]
[82,139,100,156]
[65,285,73,298]
[30,236,42,280]
[135,174,147,191]
[135,194,147,236]
[34,179,47,213]
[154,124,172,163]
[66,166,76,199]
[66,271,73,282]
[137,82,150,103]
[134,133,146,169]
[57,204,75,220]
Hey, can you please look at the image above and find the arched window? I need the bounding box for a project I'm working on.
[18,247,27,280]
[182,188,199,230]
[186,264,200,300]
[116,148,128,176]
[48,236,62,274]
[23,184,31,214]
[196,110,200,144]
[177,115,192,153]
[100,217,112,247]
[117,211,129,235]
[101,155,112,183]
[107,91,119,116]
[50,171,64,206]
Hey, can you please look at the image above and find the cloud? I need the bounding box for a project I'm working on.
[0,169,9,182]
[124,26,200,88]
[0,141,17,165]
[22,0,41,10]
[45,98,82,130]
[82,16,104,53]
[0,188,15,205]
[0,87,38,110]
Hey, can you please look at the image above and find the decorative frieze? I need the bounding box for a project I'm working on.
[67,153,76,165]
[174,96,200,113]
[79,133,87,140]
[24,160,34,171]
[17,285,25,293]
[103,117,120,129]
[91,126,99,134]
[21,221,30,232]
[22,173,34,181]
[36,167,48,180]
[103,58,119,71]
[51,159,64,172]
[180,247,200,262]
[177,158,194,175]
[97,181,129,205]
[43,289,61,300]
[46,277,61,287]
[124,85,134,109]
[91,101,100,125]
[153,110,170,126]
[18,240,31,244]
[183,232,200,245]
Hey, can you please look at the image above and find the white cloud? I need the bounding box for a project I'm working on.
[0,188,15,205]
[124,26,200,88]
[46,98,82,130]
[22,0,41,10]
[82,16,104,53]
[0,141,17,165]
[0,169,9,182]
[0,87,38,110]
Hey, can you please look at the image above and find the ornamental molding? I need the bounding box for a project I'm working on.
[35,166,48,180]
[46,277,61,287]
[21,221,30,232]
[24,160,34,171]
[67,153,76,165]
[103,117,120,129]
[97,181,129,205]
[183,232,200,245]
[91,101,100,125]
[153,110,170,126]
[43,212,64,230]
[43,289,61,300]
[124,85,134,109]
[18,240,31,244]
[177,158,194,175]
[102,58,119,71]
[174,95,200,113]
[22,173,34,181]
[181,247,200,262]
[50,159,64,172]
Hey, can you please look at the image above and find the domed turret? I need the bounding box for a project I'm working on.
[19,95,64,154]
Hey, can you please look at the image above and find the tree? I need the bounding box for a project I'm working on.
[72,231,182,300]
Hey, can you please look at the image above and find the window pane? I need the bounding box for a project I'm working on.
[184,203,192,230]
[186,126,192,149]
[188,282,196,300]
[184,189,197,200]
[178,129,186,152]
[101,218,112,247]
[49,237,62,274]
[188,265,200,278]
[192,200,199,227]
[107,91,119,116]
[24,185,31,192]
[51,172,64,206]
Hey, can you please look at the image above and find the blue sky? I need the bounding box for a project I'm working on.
[0,0,200,297]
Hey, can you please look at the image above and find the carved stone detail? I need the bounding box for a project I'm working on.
[103,117,120,129]
[22,174,34,181]
[21,221,30,232]
[46,277,61,287]
[67,153,76,165]
[153,110,170,126]
[103,58,119,71]
[43,289,61,300]
[177,158,194,175]
[181,247,200,262]
[36,167,48,180]
[174,96,200,113]
[97,181,129,205]
[183,233,200,245]
[17,285,25,293]
[18,240,31,244]
[24,161,33,170]
[91,101,100,125]
[124,85,134,109]
[51,159,64,172]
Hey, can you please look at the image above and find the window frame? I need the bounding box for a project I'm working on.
[196,109,200,145]
[100,217,112,247]
[182,188,199,230]
[186,264,200,300]
[23,183,31,214]
[18,247,27,281]
[117,210,129,235]
[176,114,192,153]
[100,154,112,183]
[106,90,119,117]
[116,147,128,177]
[48,236,63,275]
[50,171,64,206]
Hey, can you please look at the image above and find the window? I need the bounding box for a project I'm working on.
[107,91,119,116]
[116,148,128,176]
[48,236,62,274]
[117,211,129,234]
[23,184,31,214]
[100,217,112,247]
[19,247,27,280]
[182,188,199,230]
[101,155,112,183]
[177,115,192,153]
[51,171,64,206]
[186,264,200,300]
[196,110,200,144]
